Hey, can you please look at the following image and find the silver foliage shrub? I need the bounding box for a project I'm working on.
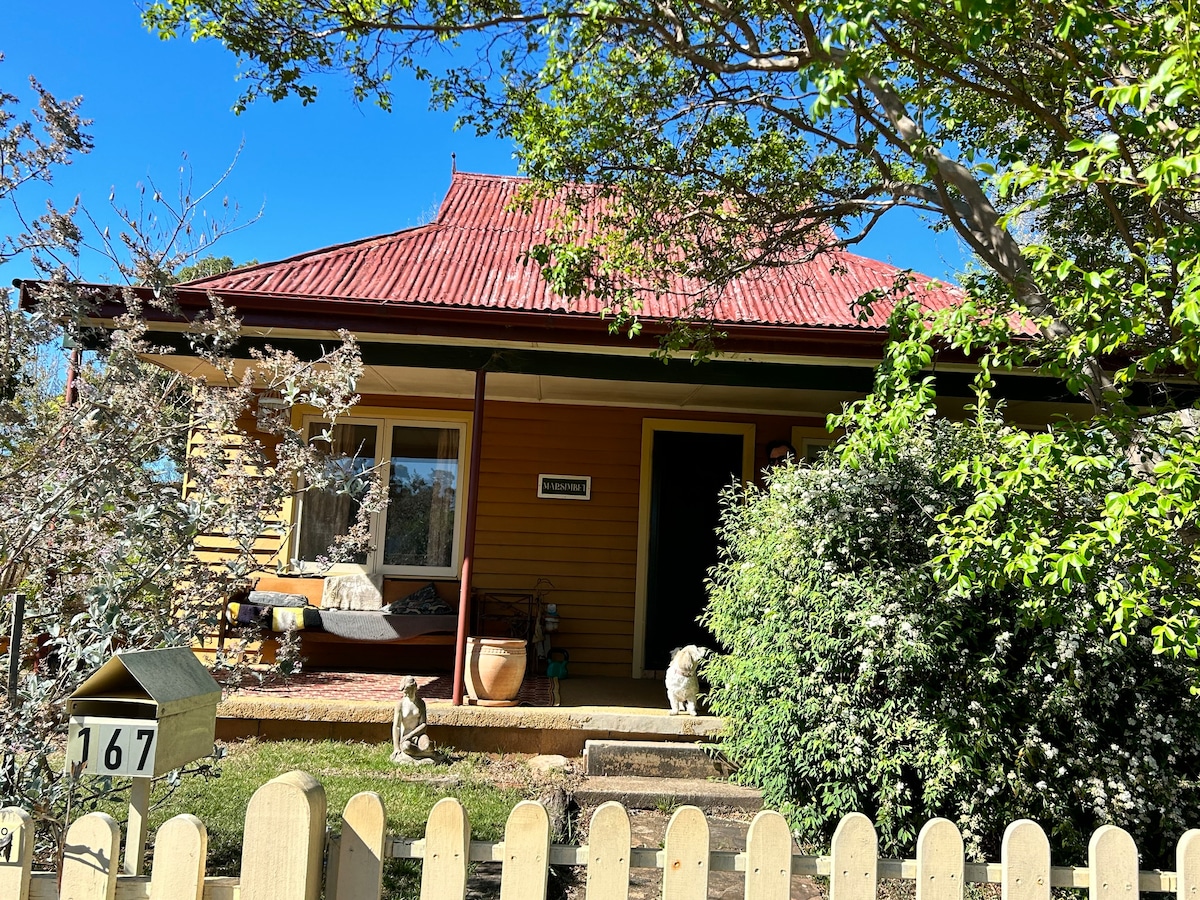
[704,419,1200,865]
[0,63,379,863]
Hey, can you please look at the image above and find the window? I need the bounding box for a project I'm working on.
[382,425,460,569]
[294,416,467,577]
[801,438,834,462]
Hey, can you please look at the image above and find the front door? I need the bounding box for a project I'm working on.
[642,428,747,672]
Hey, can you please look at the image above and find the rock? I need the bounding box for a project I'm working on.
[540,785,571,843]
[528,753,573,774]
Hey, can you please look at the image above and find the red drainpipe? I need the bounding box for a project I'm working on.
[453,369,487,705]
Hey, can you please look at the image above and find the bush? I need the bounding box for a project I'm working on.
[703,418,1200,864]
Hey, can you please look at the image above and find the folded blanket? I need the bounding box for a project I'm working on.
[249,590,310,608]
[227,601,321,632]
[317,610,457,641]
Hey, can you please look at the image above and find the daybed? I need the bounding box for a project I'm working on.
[219,575,462,669]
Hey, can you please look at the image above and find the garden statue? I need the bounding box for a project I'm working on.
[390,675,446,765]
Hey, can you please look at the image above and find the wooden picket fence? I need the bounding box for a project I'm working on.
[3,769,1199,900]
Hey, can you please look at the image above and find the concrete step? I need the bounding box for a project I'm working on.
[572,775,763,812]
[217,698,722,755]
[583,739,735,779]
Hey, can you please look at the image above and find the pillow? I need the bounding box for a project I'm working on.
[248,590,310,608]
[385,583,454,616]
[322,573,384,610]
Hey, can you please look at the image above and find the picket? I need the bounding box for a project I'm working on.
[1091,826,1139,900]
[917,818,964,900]
[1178,830,1200,900]
[148,814,206,900]
[830,811,878,900]
[17,772,1200,900]
[0,806,33,900]
[585,801,632,900]
[239,770,326,900]
[745,810,792,900]
[420,797,471,900]
[336,792,387,900]
[663,805,709,900]
[59,812,119,900]
[499,800,550,900]
[1003,819,1051,900]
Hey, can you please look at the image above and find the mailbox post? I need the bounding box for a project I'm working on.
[66,647,221,875]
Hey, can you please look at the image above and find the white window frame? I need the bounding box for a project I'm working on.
[791,425,838,463]
[293,413,470,578]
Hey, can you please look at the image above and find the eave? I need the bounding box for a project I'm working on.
[18,280,939,362]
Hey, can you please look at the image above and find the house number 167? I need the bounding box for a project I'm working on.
[67,717,159,778]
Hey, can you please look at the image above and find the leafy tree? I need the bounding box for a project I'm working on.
[173,253,257,282]
[0,64,378,864]
[144,0,1200,658]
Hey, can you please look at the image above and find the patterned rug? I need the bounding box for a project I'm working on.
[228,670,559,707]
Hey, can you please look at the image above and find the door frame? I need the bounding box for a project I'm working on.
[632,418,756,677]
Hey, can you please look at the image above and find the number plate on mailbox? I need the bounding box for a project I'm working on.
[67,716,159,777]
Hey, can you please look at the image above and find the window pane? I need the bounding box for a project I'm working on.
[297,422,377,565]
[384,426,460,569]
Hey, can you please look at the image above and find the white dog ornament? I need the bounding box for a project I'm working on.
[665,644,710,716]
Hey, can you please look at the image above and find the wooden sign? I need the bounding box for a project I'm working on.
[537,474,591,500]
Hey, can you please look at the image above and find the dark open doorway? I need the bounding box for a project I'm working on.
[643,429,745,671]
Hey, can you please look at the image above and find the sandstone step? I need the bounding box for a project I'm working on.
[583,738,734,779]
[572,775,763,812]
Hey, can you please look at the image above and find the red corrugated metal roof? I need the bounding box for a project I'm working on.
[185,172,961,329]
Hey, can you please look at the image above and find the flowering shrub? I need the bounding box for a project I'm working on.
[704,419,1200,864]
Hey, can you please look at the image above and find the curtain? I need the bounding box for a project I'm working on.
[424,428,458,567]
[297,424,375,564]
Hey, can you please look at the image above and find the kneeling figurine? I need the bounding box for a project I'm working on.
[391,675,447,765]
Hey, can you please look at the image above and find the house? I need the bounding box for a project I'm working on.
[21,172,1086,690]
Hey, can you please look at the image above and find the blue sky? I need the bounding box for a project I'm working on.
[3,2,968,285]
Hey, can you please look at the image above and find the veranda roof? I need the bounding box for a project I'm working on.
[182,172,960,331]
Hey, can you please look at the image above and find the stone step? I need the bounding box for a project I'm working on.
[583,739,735,779]
[572,775,763,812]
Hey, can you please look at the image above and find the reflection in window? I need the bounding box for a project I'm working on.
[296,422,377,565]
[384,426,459,568]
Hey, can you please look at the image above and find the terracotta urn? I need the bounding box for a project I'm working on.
[464,637,526,702]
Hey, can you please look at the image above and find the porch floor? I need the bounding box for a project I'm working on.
[216,671,722,756]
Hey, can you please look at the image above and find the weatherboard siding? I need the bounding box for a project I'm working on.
[185,408,292,571]
[468,398,816,677]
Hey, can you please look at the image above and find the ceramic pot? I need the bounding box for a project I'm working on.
[464,637,526,701]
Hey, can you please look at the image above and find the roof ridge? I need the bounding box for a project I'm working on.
[452,171,529,181]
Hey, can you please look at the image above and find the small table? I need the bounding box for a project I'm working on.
[472,591,538,641]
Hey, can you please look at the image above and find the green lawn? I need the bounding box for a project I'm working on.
[89,739,554,897]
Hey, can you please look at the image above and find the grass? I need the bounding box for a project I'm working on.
[86,739,557,897]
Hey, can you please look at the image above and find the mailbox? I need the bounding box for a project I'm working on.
[66,647,221,778]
